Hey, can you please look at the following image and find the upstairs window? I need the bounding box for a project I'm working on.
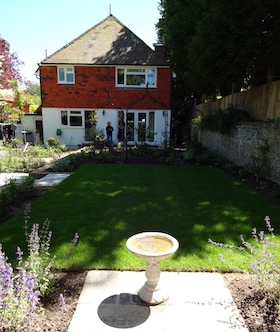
[57,66,75,84]
[116,67,156,87]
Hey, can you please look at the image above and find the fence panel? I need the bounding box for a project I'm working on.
[195,80,280,120]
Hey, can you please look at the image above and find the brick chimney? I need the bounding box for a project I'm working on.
[154,43,166,59]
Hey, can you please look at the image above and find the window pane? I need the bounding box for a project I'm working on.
[127,74,145,86]
[148,112,155,142]
[138,113,146,142]
[58,68,65,82]
[117,69,124,84]
[147,69,155,86]
[61,110,68,125]
[70,116,82,126]
[127,69,145,73]
[66,73,74,83]
[127,113,134,141]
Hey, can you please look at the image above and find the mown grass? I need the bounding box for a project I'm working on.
[1,163,280,271]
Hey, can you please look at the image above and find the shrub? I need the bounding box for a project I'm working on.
[0,244,40,331]
[47,137,67,153]
[198,106,252,135]
[0,204,80,330]
[24,206,56,297]
[47,137,59,147]
[209,216,280,295]
[0,177,35,217]
[95,151,114,163]
[18,176,35,198]
[0,179,18,215]
[23,204,79,297]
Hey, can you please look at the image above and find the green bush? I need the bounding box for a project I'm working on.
[0,177,35,217]
[198,106,252,135]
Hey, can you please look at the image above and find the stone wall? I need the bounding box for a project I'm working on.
[197,122,280,183]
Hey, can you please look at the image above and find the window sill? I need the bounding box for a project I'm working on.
[57,82,75,85]
[115,86,157,89]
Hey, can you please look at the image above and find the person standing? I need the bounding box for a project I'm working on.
[106,122,114,147]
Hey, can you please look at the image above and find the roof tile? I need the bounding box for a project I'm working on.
[41,15,167,66]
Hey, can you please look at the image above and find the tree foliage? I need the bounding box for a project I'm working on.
[157,0,280,97]
[24,81,41,107]
[0,38,23,89]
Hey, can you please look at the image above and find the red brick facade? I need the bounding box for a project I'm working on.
[40,66,171,110]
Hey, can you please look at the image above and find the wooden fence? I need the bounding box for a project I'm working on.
[195,80,280,120]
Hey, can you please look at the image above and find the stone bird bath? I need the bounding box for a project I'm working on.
[126,232,179,305]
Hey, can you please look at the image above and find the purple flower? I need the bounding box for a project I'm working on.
[60,293,66,310]
[16,246,23,265]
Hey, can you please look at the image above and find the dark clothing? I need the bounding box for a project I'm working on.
[106,125,114,143]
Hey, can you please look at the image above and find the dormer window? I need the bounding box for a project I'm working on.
[57,66,75,84]
[116,67,156,88]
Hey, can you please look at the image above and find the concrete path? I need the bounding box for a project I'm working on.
[0,172,70,187]
[0,173,29,187]
[34,173,70,186]
[68,271,248,332]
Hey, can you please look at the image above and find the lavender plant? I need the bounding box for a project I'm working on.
[23,204,79,297]
[23,204,55,297]
[0,204,80,331]
[209,216,280,294]
[0,244,40,331]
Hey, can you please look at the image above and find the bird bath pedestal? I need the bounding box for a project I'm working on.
[126,232,179,305]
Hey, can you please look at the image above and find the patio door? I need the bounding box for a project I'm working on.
[126,111,155,143]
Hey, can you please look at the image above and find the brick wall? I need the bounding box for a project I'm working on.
[197,123,280,184]
[40,66,171,110]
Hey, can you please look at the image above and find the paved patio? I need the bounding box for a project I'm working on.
[68,270,248,332]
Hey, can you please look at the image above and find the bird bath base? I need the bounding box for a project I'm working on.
[126,232,179,305]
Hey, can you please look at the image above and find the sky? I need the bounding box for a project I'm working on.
[1,0,161,84]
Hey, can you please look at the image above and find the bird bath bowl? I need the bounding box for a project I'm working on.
[126,232,179,305]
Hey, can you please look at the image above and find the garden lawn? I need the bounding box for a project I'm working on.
[1,163,280,271]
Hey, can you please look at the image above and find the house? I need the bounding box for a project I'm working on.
[33,14,172,147]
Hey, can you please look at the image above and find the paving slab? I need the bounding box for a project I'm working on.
[68,271,248,332]
[35,173,70,186]
[0,173,71,188]
[0,173,29,187]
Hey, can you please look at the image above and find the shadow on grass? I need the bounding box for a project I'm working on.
[1,163,280,271]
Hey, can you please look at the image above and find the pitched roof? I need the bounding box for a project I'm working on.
[41,15,167,66]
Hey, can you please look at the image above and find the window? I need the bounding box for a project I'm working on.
[116,67,156,87]
[61,111,68,125]
[126,111,155,142]
[127,113,135,141]
[60,110,82,127]
[57,66,75,84]
[70,111,82,126]
[138,113,146,142]
[148,112,155,142]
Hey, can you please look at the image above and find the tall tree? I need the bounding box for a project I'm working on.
[157,0,280,97]
[0,38,23,89]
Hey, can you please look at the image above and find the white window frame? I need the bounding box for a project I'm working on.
[116,67,157,88]
[57,66,75,84]
[60,110,83,127]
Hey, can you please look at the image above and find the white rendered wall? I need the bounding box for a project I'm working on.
[42,108,170,147]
